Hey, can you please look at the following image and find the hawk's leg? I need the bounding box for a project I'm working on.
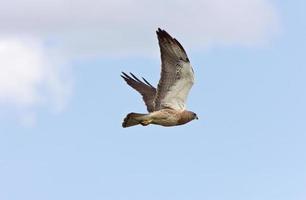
[140,120,152,126]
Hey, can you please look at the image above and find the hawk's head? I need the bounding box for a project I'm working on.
[191,112,199,120]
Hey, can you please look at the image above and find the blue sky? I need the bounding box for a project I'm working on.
[0,0,305,200]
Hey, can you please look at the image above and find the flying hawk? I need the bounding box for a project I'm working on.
[121,28,198,128]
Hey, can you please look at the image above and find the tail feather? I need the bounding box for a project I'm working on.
[122,112,147,128]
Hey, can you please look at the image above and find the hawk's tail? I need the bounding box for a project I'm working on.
[122,112,149,128]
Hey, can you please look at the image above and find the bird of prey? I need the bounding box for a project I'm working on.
[121,28,198,128]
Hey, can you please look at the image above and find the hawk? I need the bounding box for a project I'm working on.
[121,28,198,128]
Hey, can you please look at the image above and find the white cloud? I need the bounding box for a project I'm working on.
[0,0,280,56]
[0,37,72,123]
[0,38,44,106]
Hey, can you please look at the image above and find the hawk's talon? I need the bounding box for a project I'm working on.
[140,120,152,126]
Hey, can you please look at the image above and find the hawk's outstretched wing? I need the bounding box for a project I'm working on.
[121,72,156,112]
[154,28,194,111]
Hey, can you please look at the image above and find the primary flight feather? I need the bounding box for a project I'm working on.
[121,28,198,128]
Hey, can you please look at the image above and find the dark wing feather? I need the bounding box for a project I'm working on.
[154,28,193,111]
[121,72,156,112]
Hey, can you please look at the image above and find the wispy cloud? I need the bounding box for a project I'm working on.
[0,37,72,124]
[0,0,280,124]
[0,0,280,55]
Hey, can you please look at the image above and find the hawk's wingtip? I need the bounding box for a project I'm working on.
[156,27,164,35]
[121,71,130,77]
